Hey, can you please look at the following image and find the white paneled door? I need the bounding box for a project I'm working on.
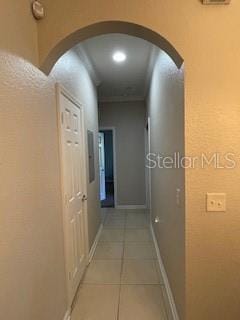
[57,85,88,307]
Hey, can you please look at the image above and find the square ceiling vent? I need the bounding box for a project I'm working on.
[202,0,230,4]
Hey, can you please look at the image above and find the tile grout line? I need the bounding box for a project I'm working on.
[74,210,167,320]
[101,212,161,312]
[116,210,127,320]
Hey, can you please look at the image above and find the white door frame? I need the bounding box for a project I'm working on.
[99,127,118,208]
[56,83,89,308]
[98,132,106,201]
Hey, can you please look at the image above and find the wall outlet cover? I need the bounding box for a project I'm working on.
[206,193,226,212]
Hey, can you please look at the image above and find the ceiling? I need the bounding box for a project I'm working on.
[75,34,158,102]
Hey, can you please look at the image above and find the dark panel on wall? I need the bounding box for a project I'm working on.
[102,130,113,181]
[87,130,95,183]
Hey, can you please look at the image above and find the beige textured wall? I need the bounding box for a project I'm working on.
[37,1,240,319]
[147,50,185,318]
[0,1,100,319]
[2,0,240,319]
[99,101,146,206]
[0,53,67,320]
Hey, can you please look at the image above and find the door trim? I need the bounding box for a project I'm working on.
[99,127,117,208]
[56,83,89,308]
[98,132,106,201]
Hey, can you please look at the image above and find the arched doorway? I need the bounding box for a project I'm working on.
[40,21,184,74]
[49,21,185,320]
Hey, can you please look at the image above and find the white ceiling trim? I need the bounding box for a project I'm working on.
[99,95,145,103]
[74,45,102,86]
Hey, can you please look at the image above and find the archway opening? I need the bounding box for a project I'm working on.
[50,21,185,320]
[41,21,184,74]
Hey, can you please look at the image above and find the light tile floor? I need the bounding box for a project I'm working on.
[71,209,172,320]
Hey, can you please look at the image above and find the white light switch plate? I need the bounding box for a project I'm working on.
[206,193,226,212]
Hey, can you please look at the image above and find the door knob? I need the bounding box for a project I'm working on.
[155,216,160,223]
[82,194,88,201]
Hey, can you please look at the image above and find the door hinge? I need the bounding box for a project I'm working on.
[68,271,71,280]
[61,112,64,124]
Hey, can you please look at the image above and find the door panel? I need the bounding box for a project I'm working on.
[58,87,87,306]
[99,132,106,201]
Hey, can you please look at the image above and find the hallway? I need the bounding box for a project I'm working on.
[2,2,240,320]
[71,209,171,320]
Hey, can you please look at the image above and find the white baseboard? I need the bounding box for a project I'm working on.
[63,309,71,320]
[115,205,147,210]
[150,223,180,320]
[88,223,103,263]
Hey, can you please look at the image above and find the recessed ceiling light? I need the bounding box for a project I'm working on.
[113,51,126,63]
